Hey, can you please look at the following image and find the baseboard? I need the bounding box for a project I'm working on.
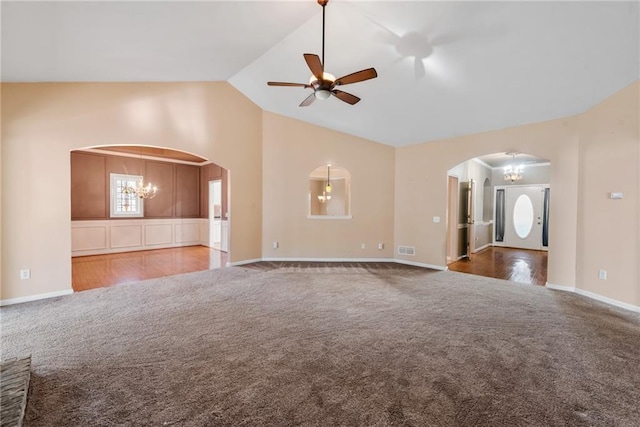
[229,258,263,267]
[473,243,492,253]
[389,259,447,271]
[546,283,640,313]
[545,283,575,292]
[261,257,396,263]
[235,257,446,271]
[0,289,73,307]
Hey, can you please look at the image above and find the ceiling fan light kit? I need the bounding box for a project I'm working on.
[267,0,377,106]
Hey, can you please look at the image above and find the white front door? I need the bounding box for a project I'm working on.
[504,186,544,250]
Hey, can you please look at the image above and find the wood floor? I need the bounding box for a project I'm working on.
[73,246,546,292]
[447,247,548,286]
[72,246,228,292]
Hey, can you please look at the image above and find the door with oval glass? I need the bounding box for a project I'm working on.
[504,186,545,250]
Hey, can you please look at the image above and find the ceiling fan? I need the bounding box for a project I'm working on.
[267,0,378,107]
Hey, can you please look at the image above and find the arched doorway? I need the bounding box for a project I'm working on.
[446,152,550,286]
[69,145,231,291]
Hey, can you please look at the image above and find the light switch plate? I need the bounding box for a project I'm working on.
[433,216,441,223]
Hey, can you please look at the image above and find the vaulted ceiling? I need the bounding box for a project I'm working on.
[3,1,638,147]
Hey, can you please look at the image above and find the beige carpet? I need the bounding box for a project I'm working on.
[1,263,639,426]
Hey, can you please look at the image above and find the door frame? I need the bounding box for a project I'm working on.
[209,179,222,250]
[493,183,550,251]
[446,174,459,264]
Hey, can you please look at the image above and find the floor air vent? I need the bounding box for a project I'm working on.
[397,246,415,256]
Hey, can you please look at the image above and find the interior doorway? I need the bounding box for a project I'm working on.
[446,175,459,264]
[209,180,222,250]
[446,153,550,285]
[70,145,231,290]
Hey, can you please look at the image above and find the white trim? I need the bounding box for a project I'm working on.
[234,257,446,271]
[109,173,144,218]
[546,283,640,313]
[490,162,551,170]
[494,183,550,190]
[72,219,205,256]
[393,259,447,270]
[307,215,353,220]
[545,283,575,292]
[229,258,263,266]
[472,157,494,170]
[473,243,492,253]
[261,257,396,263]
[81,148,208,166]
[1,289,73,307]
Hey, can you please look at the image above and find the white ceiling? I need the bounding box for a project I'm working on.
[2,1,638,147]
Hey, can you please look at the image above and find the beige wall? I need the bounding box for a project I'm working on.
[2,80,638,309]
[576,82,639,306]
[1,82,263,300]
[395,115,580,284]
[395,81,639,307]
[262,111,395,259]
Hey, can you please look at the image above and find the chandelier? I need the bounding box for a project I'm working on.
[318,164,332,203]
[504,152,524,182]
[123,178,157,199]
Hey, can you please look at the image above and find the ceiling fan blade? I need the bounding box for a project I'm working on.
[304,53,324,79]
[267,82,311,88]
[332,90,361,105]
[334,68,378,86]
[299,92,316,107]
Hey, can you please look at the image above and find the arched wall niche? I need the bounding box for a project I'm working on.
[308,164,351,218]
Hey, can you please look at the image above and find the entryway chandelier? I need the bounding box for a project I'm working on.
[504,152,524,182]
[318,164,332,203]
[123,149,158,199]
[123,178,157,199]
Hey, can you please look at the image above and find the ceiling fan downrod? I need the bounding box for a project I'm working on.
[266,0,377,107]
[320,0,327,69]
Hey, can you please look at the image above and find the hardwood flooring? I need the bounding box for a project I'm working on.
[72,246,228,292]
[447,247,548,286]
[73,245,546,292]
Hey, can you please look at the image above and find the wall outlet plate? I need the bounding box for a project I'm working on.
[598,269,607,280]
[20,269,31,280]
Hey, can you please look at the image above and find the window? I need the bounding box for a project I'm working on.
[110,173,144,217]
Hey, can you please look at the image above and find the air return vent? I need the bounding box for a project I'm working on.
[397,245,415,256]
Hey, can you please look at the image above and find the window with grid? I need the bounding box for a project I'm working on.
[110,173,144,217]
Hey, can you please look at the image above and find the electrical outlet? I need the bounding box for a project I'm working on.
[377,243,384,250]
[598,269,607,280]
[20,269,31,280]
[433,216,441,223]
[272,241,279,249]
[361,243,366,249]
